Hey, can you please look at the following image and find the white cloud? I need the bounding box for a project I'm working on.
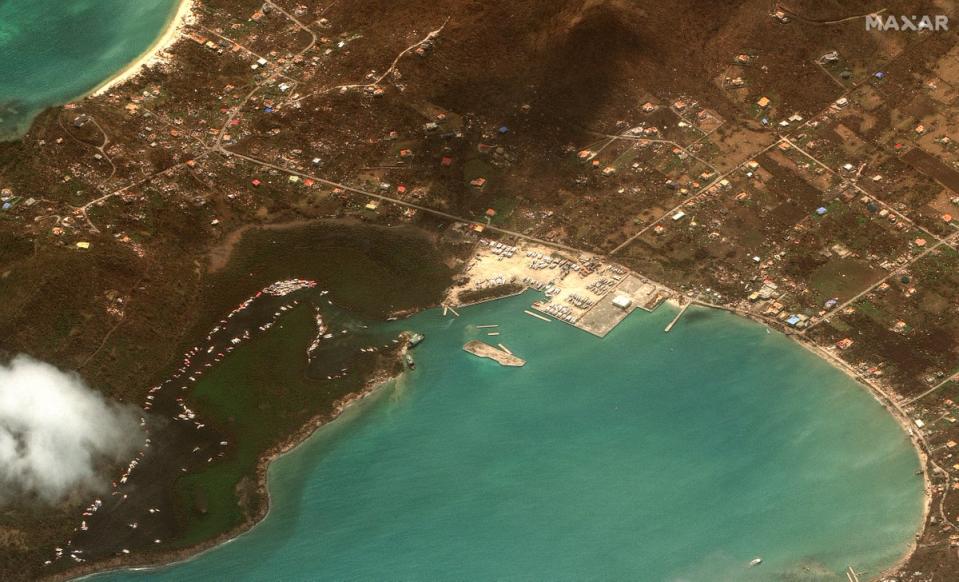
[0,354,143,503]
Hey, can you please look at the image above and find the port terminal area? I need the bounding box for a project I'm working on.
[447,239,672,337]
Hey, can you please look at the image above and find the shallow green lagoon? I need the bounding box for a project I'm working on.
[0,0,179,139]
[97,295,923,581]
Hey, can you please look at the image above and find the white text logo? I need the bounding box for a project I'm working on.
[866,14,949,31]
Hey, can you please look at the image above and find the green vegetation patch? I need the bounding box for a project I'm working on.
[202,222,454,325]
[809,257,882,302]
[173,303,389,546]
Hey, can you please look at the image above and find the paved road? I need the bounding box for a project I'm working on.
[804,230,959,333]
[609,138,782,255]
[781,136,950,245]
[221,149,586,254]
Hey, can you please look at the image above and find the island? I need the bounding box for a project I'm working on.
[463,340,525,367]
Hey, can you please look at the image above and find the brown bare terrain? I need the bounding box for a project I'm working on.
[0,0,958,579]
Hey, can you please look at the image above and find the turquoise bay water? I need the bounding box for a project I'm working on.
[0,0,179,139]
[99,296,923,581]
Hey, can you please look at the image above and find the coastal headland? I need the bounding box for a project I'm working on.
[24,220,459,582]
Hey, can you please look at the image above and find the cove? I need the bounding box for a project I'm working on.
[0,0,179,140]
[95,294,923,581]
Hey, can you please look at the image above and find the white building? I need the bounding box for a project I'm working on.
[612,295,632,309]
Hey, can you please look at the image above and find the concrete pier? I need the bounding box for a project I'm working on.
[524,310,551,322]
[665,302,690,333]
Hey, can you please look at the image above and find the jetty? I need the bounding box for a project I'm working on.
[524,309,551,322]
[845,566,861,582]
[463,340,525,367]
[664,302,691,333]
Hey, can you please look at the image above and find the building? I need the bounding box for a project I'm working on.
[612,295,632,310]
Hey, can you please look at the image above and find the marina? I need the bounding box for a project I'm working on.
[450,241,672,338]
[524,310,551,322]
[48,278,334,566]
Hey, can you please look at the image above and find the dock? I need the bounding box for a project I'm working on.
[664,302,690,333]
[524,309,551,322]
[477,325,499,329]
[576,274,668,337]
[845,566,861,582]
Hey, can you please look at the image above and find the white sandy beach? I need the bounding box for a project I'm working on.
[89,0,195,97]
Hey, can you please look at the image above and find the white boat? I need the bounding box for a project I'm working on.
[749,557,763,567]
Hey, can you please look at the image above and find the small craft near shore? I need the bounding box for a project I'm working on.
[463,340,525,367]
